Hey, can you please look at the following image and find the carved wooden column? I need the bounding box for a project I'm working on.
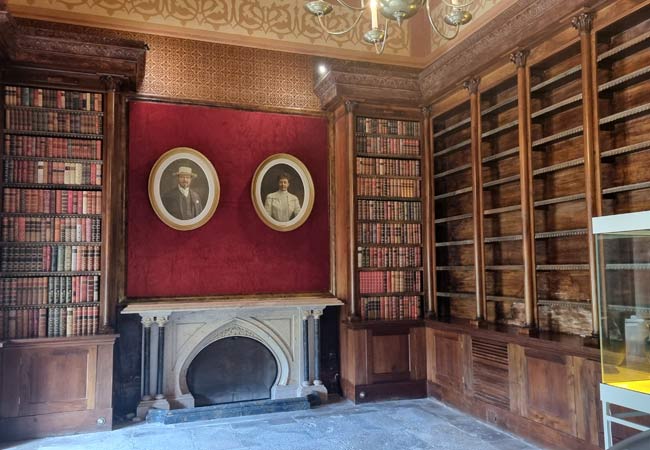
[511,50,538,332]
[465,77,487,322]
[573,11,602,337]
[345,100,359,321]
[422,105,436,319]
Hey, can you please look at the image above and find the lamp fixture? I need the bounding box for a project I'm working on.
[304,0,473,55]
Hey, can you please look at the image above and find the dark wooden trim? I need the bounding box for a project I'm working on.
[422,106,435,318]
[348,379,427,403]
[345,101,358,319]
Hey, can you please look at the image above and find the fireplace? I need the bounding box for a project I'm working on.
[187,336,278,406]
[121,295,342,418]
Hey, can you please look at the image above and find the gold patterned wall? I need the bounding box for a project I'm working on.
[18,18,322,111]
[429,0,503,50]
[10,0,410,58]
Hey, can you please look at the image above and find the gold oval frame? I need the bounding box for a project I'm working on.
[148,147,220,231]
[251,153,315,232]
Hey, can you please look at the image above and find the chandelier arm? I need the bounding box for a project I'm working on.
[425,1,461,40]
[316,11,365,35]
[439,0,474,8]
[374,17,389,55]
[334,0,367,11]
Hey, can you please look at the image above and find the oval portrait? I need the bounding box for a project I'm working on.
[251,153,314,232]
[148,147,220,231]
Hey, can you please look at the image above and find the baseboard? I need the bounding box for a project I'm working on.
[0,408,113,442]
[342,379,427,404]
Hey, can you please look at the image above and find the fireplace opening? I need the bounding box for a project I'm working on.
[186,336,278,406]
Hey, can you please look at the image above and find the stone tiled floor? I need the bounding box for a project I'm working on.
[3,398,544,450]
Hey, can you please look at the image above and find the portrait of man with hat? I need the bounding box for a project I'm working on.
[161,165,204,220]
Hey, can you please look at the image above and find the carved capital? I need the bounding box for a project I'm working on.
[571,12,594,34]
[312,309,324,320]
[344,100,357,113]
[301,309,312,321]
[421,105,432,119]
[141,316,155,328]
[155,315,170,327]
[510,49,530,68]
[463,77,481,95]
[100,74,123,91]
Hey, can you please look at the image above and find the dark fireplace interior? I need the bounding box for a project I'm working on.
[187,336,278,406]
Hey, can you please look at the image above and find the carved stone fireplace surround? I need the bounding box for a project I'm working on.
[122,296,342,419]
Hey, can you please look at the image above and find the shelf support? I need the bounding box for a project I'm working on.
[422,105,436,319]
[511,49,538,333]
[572,11,602,337]
[346,100,360,321]
[465,77,487,323]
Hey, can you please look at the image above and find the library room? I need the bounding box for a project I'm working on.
[1,0,650,449]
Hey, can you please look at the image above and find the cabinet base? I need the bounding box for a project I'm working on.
[0,408,113,442]
[343,379,427,404]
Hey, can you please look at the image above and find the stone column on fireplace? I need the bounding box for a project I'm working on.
[136,313,171,419]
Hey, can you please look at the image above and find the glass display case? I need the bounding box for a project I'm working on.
[593,211,650,448]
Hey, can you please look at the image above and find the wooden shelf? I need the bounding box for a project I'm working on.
[0,241,100,246]
[481,95,518,117]
[533,157,584,176]
[436,266,474,271]
[3,155,103,164]
[434,163,471,179]
[483,174,520,189]
[433,138,471,159]
[536,264,589,271]
[435,239,474,247]
[484,204,521,215]
[534,228,587,239]
[531,93,583,121]
[434,213,472,224]
[0,271,101,277]
[356,152,421,160]
[357,195,421,202]
[598,66,650,93]
[0,212,101,218]
[358,267,423,271]
[537,298,591,308]
[0,302,100,310]
[356,243,422,248]
[434,186,472,200]
[485,265,524,271]
[357,174,421,180]
[5,105,104,116]
[355,132,421,140]
[357,219,421,224]
[530,65,581,93]
[598,29,650,63]
[484,235,523,243]
[601,140,650,159]
[605,263,650,270]
[436,291,476,299]
[486,295,525,302]
[482,146,519,164]
[534,193,585,207]
[603,181,650,195]
[3,182,102,191]
[360,291,424,297]
[482,119,518,139]
[433,117,471,138]
[600,103,650,127]
[532,126,583,148]
[4,129,103,139]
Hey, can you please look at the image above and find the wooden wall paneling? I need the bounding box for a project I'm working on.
[368,328,411,383]
[573,355,602,447]
[422,106,435,318]
[431,329,463,389]
[512,49,538,331]
[466,77,487,322]
[507,343,525,416]
[573,11,602,337]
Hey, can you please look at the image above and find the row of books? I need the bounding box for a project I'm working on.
[356,117,421,137]
[4,135,102,159]
[5,110,103,134]
[3,188,102,214]
[357,177,420,198]
[357,246,422,268]
[4,159,103,185]
[359,270,422,294]
[357,223,422,244]
[356,157,420,177]
[4,86,103,111]
[1,276,100,306]
[360,296,421,321]
[358,199,422,221]
[0,305,99,339]
[0,245,101,272]
[356,136,420,156]
[1,217,101,242]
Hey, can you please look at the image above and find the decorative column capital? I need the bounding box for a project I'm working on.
[100,74,123,92]
[312,309,324,320]
[510,49,530,68]
[344,100,357,113]
[155,315,170,327]
[571,11,594,34]
[421,105,432,119]
[301,309,312,321]
[141,315,155,328]
[463,77,481,95]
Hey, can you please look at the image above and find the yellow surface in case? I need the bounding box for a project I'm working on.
[609,380,650,394]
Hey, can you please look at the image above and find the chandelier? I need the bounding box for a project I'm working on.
[304,0,473,54]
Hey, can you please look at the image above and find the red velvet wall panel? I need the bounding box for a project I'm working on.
[127,101,330,297]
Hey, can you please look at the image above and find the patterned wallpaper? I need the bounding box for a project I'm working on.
[10,0,410,56]
[18,18,323,111]
[429,0,503,49]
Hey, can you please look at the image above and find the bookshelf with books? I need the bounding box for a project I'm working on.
[0,85,104,340]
